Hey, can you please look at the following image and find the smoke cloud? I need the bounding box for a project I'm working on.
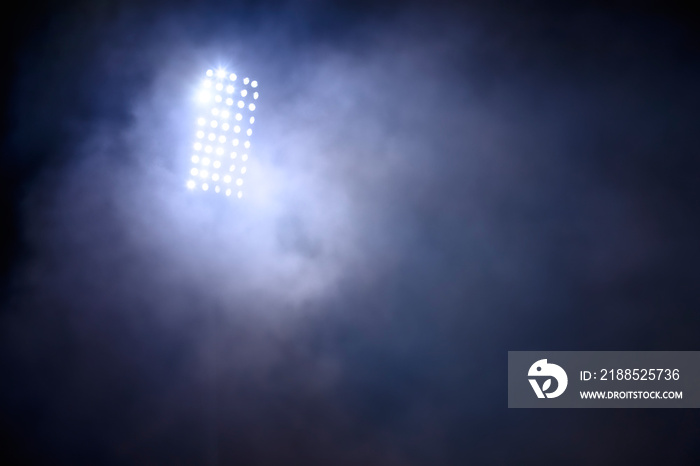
[2,1,699,464]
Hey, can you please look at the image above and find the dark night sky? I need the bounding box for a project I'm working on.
[1,0,699,464]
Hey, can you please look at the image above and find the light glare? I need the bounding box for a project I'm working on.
[197,91,210,103]
[190,68,258,198]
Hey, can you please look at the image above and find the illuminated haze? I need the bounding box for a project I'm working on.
[2,1,699,464]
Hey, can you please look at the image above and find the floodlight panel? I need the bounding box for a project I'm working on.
[188,68,257,200]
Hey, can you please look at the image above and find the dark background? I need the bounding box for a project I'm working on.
[1,0,699,464]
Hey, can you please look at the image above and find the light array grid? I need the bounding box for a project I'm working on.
[187,68,259,198]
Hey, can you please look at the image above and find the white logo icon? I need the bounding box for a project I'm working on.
[528,359,568,399]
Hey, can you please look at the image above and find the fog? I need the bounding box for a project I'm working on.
[2,1,699,464]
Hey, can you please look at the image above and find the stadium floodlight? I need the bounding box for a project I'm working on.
[188,67,258,199]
